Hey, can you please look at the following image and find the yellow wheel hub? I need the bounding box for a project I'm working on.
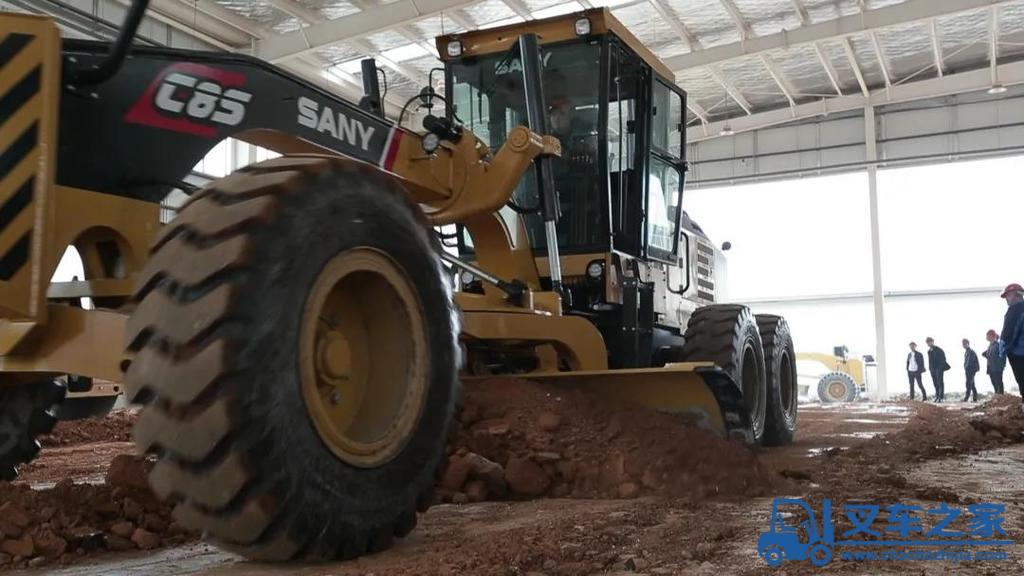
[299,247,428,468]
[827,380,847,399]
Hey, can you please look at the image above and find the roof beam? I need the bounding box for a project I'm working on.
[869,31,892,88]
[649,0,701,50]
[501,0,533,20]
[990,6,1000,85]
[760,54,797,107]
[707,66,752,114]
[664,0,1018,72]
[929,18,945,77]
[815,44,844,96]
[169,0,267,39]
[688,58,1024,142]
[842,37,871,97]
[114,0,248,48]
[718,0,752,39]
[790,0,810,25]
[269,0,432,88]
[255,0,478,62]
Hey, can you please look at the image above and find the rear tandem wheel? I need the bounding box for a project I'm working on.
[124,157,459,561]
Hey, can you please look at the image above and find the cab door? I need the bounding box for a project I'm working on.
[645,78,686,263]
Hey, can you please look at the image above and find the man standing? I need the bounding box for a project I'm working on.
[926,337,949,402]
[906,342,927,400]
[983,329,1006,395]
[1001,283,1024,390]
[962,339,980,402]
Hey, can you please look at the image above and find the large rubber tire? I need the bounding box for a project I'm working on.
[817,372,858,403]
[124,157,459,561]
[756,315,798,446]
[0,380,66,480]
[680,304,767,445]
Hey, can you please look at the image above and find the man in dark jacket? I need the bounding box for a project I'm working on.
[1001,283,1024,389]
[906,342,927,400]
[926,337,949,402]
[983,329,1007,394]
[962,338,980,402]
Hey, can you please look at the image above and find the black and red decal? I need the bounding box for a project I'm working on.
[125,63,252,137]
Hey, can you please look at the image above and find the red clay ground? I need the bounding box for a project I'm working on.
[4,387,1024,574]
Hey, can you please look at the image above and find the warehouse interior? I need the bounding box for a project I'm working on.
[1,0,1024,573]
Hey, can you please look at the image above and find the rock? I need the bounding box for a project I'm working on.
[464,480,488,502]
[104,535,133,551]
[0,520,22,539]
[475,418,511,436]
[1,535,35,558]
[451,492,469,505]
[0,503,31,529]
[66,527,104,551]
[143,513,169,534]
[0,552,10,565]
[506,456,550,496]
[606,416,623,439]
[463,452,507,496]
[986,429,1003,439]
[617,482,640,499]
[38,507,57,521]
[538,412,562,431]
[533,451,562,463]
[167,522,189,536]
[695,542,713,555]
[93,499,121,517]
[551,483,571,498]
[27,556,47,568]
[641,468,661,490]
[555,460,576,482]
[106,455,154,491]
[600,452,628,488]
[109,521,135,539]
[123,499,144,522]
[130,528,161,550]
[33,529,67,558]
[440,455,473,491]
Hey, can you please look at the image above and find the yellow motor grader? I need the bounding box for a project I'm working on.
[0,1,797,561]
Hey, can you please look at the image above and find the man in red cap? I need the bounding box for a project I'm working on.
[1000,283,1024,389]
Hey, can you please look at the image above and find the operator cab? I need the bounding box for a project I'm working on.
[439,8,687,268]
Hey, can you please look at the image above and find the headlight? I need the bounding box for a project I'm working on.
[447,40,463,58]
[586,261,603,279]
[422,132,441,154]
[460,270,475,286]
[574,17,591,36]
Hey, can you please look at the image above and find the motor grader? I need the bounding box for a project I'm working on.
[0,0,797,561]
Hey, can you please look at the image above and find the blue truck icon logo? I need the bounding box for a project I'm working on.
[758,498,835,567]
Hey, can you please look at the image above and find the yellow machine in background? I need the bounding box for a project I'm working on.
[797,346,871,403]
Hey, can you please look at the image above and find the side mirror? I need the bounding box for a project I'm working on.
[721,241,732,251]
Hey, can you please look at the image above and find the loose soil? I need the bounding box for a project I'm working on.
[4,382,1024,574]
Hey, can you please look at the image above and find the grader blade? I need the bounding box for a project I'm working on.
[468,363,754,446]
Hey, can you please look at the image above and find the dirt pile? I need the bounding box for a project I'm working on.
[0,455,192,570]
[437,378,780,504]
[41,410,138,447]
[798,396,1024,502]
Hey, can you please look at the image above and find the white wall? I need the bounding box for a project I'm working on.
[685,155,1024,399]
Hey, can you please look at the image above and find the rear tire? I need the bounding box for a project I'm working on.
[817,372,858,403]
[0,380,66,480]
[681,305,767,445]
[125,157,458,561]
[756,315,797,446]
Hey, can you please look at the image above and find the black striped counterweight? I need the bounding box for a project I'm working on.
[0,32,41,282]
